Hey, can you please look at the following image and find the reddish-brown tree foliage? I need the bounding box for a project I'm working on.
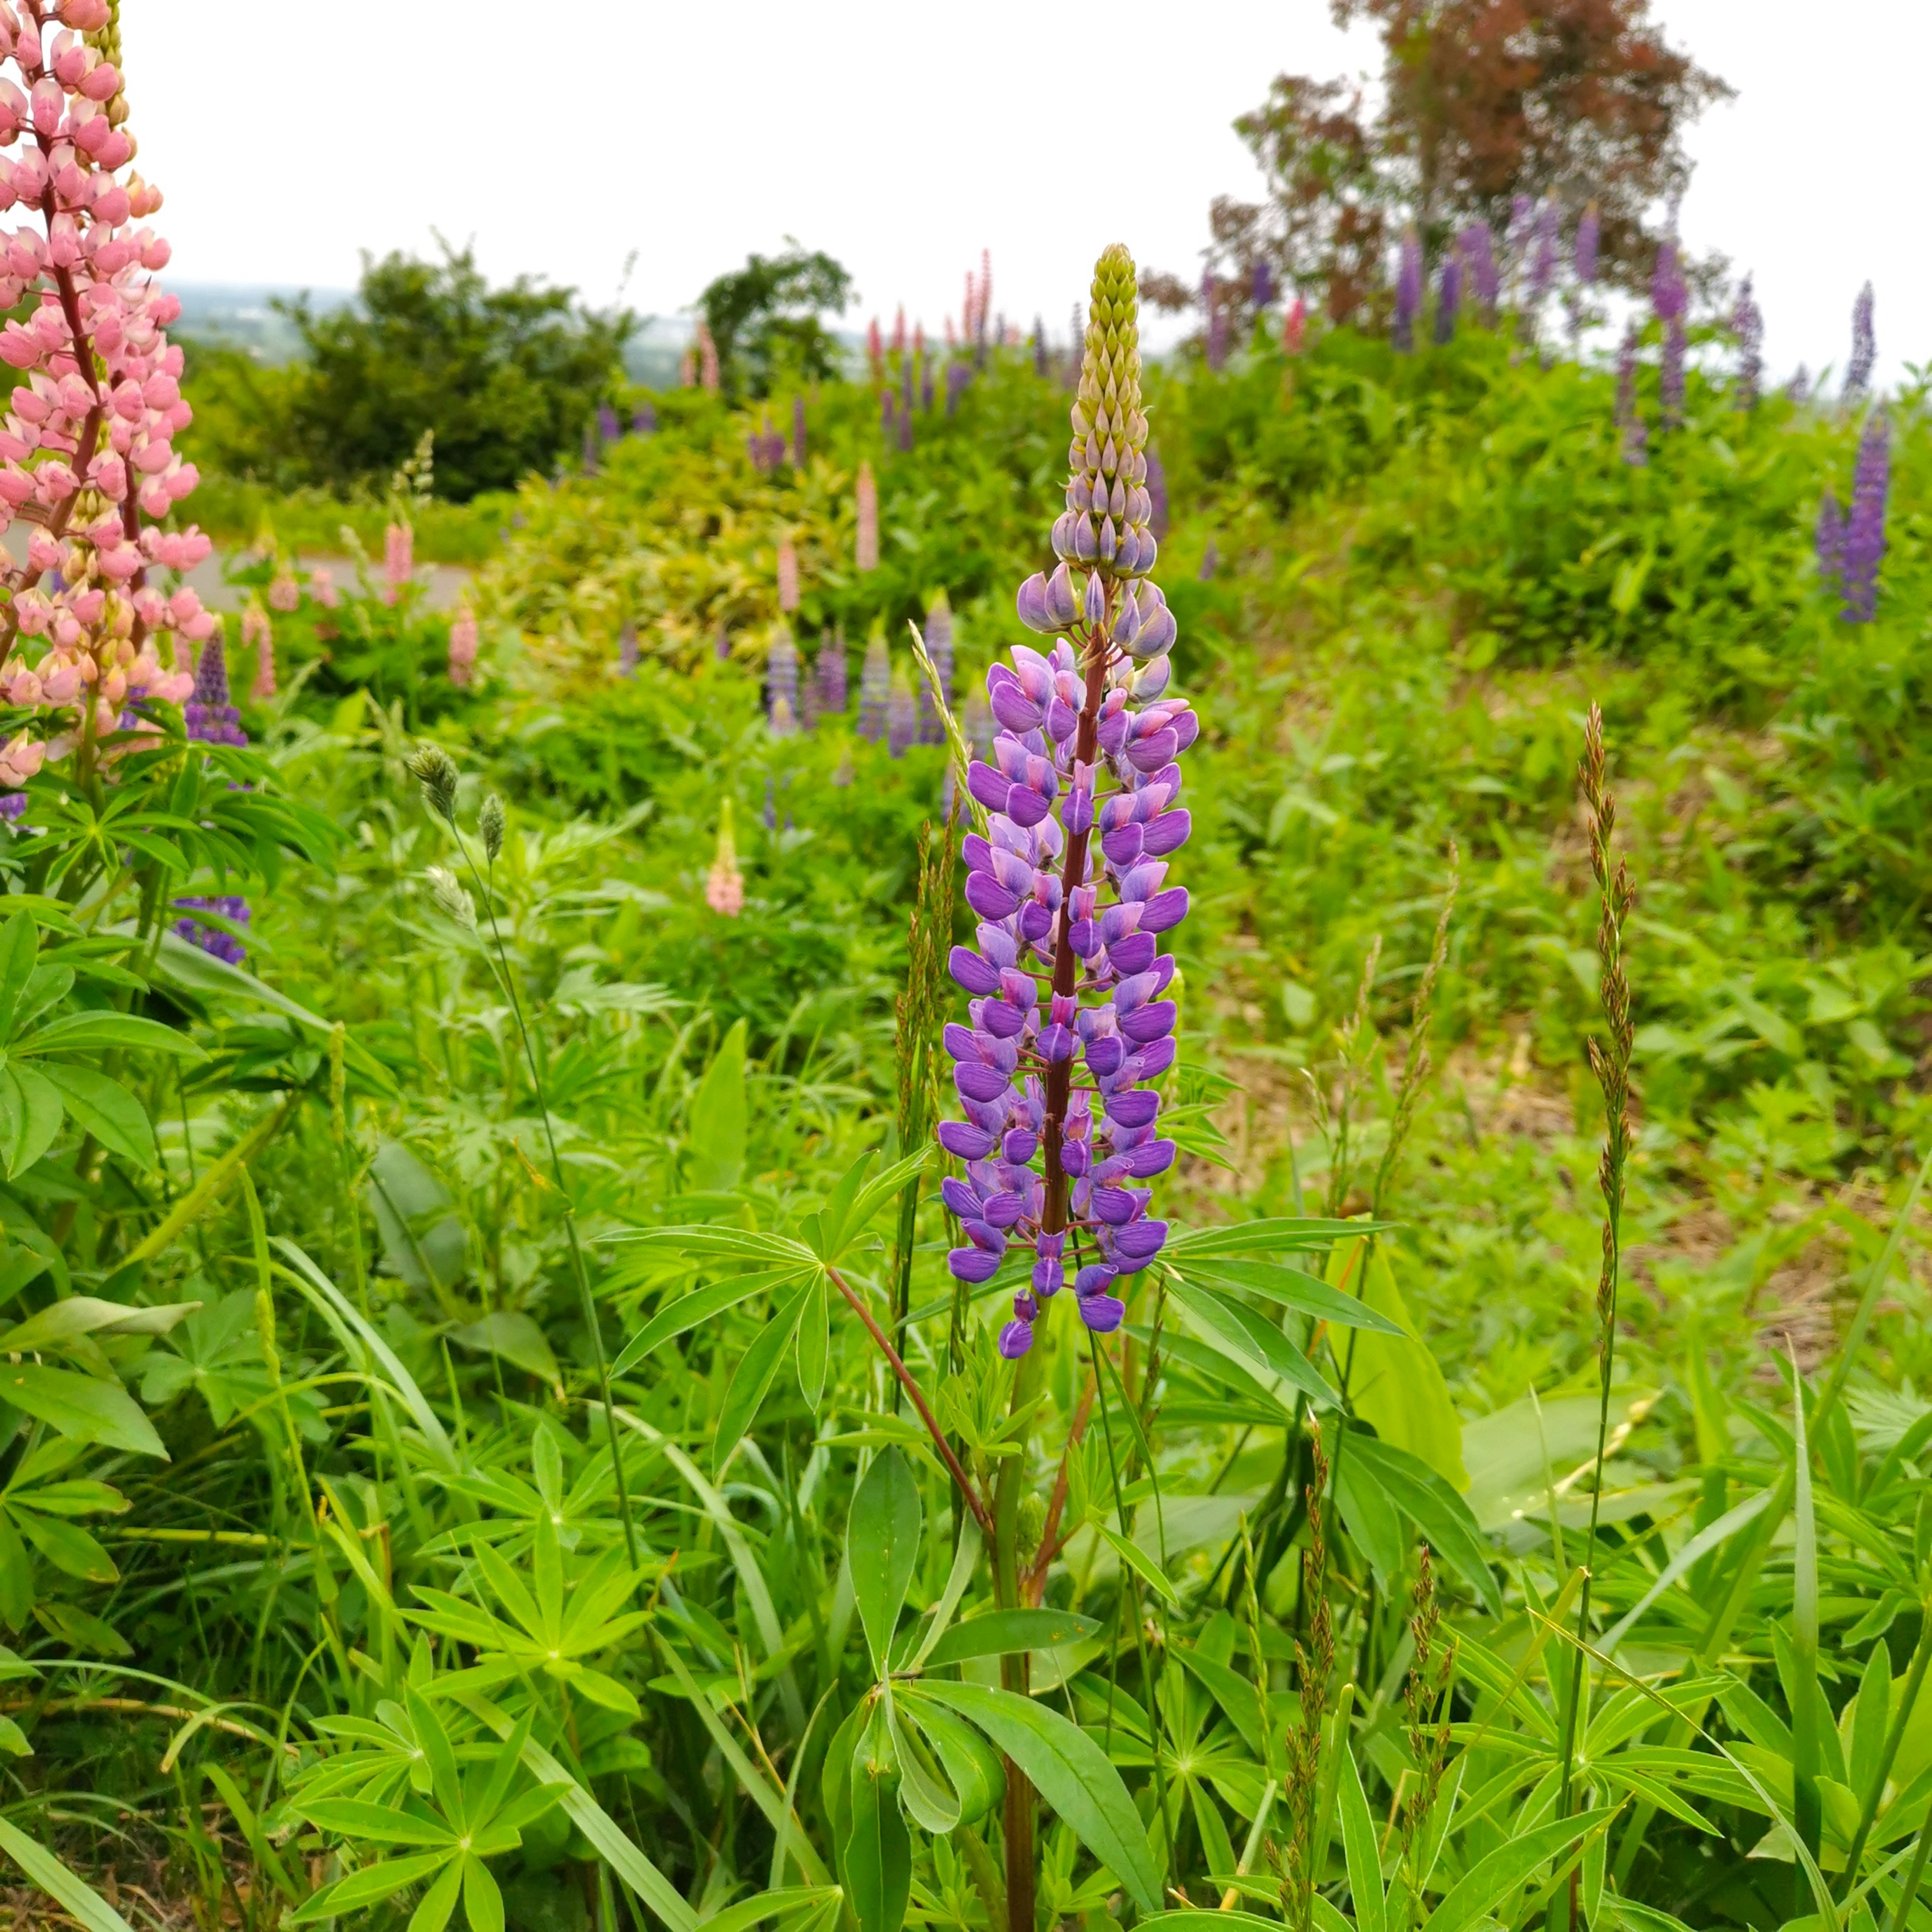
[1212,0,1730,320]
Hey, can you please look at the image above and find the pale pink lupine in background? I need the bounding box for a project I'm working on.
[776,533,799,613]
[267,570,299,613]
[704,793,744,916]
[309,565,339,609]
[1283,296,1307,355]
[242,602,273,700]
[0,0,214,773]
[448,606,477,687]
[697,321,720,391]
[854,461,878,573]
[382,522,413,605]
[679,347,696,388]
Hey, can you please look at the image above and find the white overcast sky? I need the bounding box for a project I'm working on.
[125,0,1924,385]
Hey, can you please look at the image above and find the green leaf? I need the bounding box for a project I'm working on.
[895,1693,1004,1827]
[0,1817,139,1932]
[914,1680,1162,1913]
[291,1853,453,1924]
[1164,1273,1338,1411]
[366,1140,467,1295]
[13,1510,116,1584]
[1097,1522,1180,1607]
[1344,1433,1499,1616]
[796,1275,828,1413]
[19,1011,203,1059]
[0,1361,166,1458]
[297,1798,459,1846]
[712,1282,809,1475]
[921,1608,1100,1667]
[35,1065,156,1169]
[1174,1256,1404,1334]
[463,1854,505,1932]
[449,1311,559,1386]
[0,1295,199,1353]
[687,1018,747,1191]
[1166,1218,1391,1258]
[845,1704,910,1932]
[849,1446,922,1675]
[406,1854,464,1932]
[0,1065,62,1176]
[699,1889,842,1932]
[1337,1739,1385,1932]
[887,1698,960,1834]
[1425,1807,1619,1932]
[610,1270,804,1379]
[0,913,41,1043]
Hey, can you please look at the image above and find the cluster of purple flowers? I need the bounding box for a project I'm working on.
[1392,231,1422,351]
[748,414,787,473]
[1821,414,1890,622]
[1847,283,1876,398]
[766,627,799,734]
[173,895,250,965]
[184,638,246,748]
[1733,277,1764,411]
[939,243,1190,1357]
[1653,240,1688,430]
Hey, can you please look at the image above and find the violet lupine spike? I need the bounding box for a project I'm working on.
[1847,281,1876,398]
[1733,276,1764,411]
[1526,196,1560,307]
[1815,487,1845,589]
[172,895,250,966]
[1392,230,1422,351]
[946,362,972,416]
[818,628,848,716]
[1660,317,1686,432]
[857,633,891,742]
[1616,326,1648,467]
[1574,204,1600,287]
[1252,258,1276,309]
[184,638,246,748]
[969,242,1191,1358]
[1504,193,1536,278]
[887,674,917,757]
[598,403,620,444]
[922,362,935,413]
[1840,414,1889,622]
[1651,239,1686,325]
[767,626,799,736]
[1033,317,1048,377]
[1461,220,1499,323]
[1434,254,1462,346]
[919,591,953,745]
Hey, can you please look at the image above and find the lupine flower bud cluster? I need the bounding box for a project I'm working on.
[1252,258,1275,309]
[1526,196,1559,307]
[817,628,846,716]
[0,1,213,774]
[942,244,1192,1358]
[887,671,916,757]
[382,521,413,605]
[705,793,743,916]
[1573,205,1599,287]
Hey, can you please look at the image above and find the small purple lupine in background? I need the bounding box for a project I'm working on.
[598,402,620,444]
[632,402,657,436]
[618,621,639,677]
[1616,326,1648,466]
[922,361,935,413]
[1526,195,1560,308]
[1145,447,1169,539]
[184,638,247,747]
[946,361,972,416]
[948,240,1190,1355]
[1252,257,1275,309]
[1033,317,1048,377]
[0,793,25,824]
[1505,192,1536,274]
[887,672,917,757]
[1840,413,1890,622]
[898,398,915,454]
[1732,276,1763,410]
[1392,229,1422,350]
[855,462,878,572]
[1199,539,1218,582]
[582,425,599,475]
[1846,281,1876,398]
[961,689,993,762]
[763,776,777,832]
[919,590,953,746]
[1815,487,1846,591]
[1653,239,1687,432]
[1573,203,1600,287]
[173,895,250,965]
[817,627,848,717]
[857,631,891,741]
[1461,220,1499,323]
[766,626,799,736]
[1434,252,1462,346]
[880,390,897,439]
[791,393,807,465]
[715,622,731,662]
[1203,271,1229,371]
[1789,365,1811,405]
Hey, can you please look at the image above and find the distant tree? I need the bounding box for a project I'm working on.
[697,244,853,398]
[1214,0,1731,321]
[272,244,630,500]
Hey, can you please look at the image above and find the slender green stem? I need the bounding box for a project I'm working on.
[1889,1785,1932,1932]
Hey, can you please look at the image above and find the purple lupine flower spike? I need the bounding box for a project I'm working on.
[887,673,917,757]
[173,895,251,965]
[1505,192,1535,277]
[1815,487,1846,590]
[1847,281,1876,398]
[1526,196,1559,308]
[1653,240,1687,432]
[1033,317,1048,377]
[1252,258,1275,309]
[1434,253,1462,346]
[946,362,971,416]
[767,625,799,736]
[919,591,953,745]
[1616,326,1648,467]
[1392,229,1422,351]
[1461,220,1498,323]
[1574,204,1600,287]
[963,243,1191,1360]
[185,638,247,748]
[857,632,891,742]
[818,627,848,716]
[598,403,620,444]
[1733,276,1763,411]
[1840,413,1889,622]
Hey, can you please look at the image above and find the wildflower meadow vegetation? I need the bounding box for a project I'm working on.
[5,8,1932,1932]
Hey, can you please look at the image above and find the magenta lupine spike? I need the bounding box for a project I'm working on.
[1461,220,1499,322]
[1815,487,1845,589]
[1392,230,1422,351]
[818,629,848,716]
[964,244,1191,1358]
[857,633,891,741]
[919,592,953,745]
[1574,204,1600,287]
[1733,276,1764,410]
[1434,254,1462,346]
[1840,414,1889,622]
[1847,282,1876,398]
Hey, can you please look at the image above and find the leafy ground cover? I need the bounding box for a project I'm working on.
[8,187,1932,1932]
